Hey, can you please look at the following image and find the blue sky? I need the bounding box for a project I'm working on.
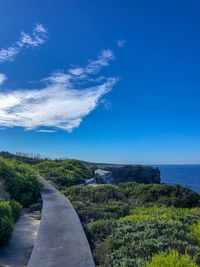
[0,0,200,164]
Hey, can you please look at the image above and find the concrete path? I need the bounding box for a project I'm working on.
[28,178,95,267]
[0,213,40,267]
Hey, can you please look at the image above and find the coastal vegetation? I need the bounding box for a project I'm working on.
[0,156,41,245]
[0,200,21,245]
[146,250,198,267]
[0,157,41,206]
[0,152,96,188]
[36,161,161,188]
[35,160,95,187]
[0,152,161,187]
[64,183,200,267]
[1,151,200,266]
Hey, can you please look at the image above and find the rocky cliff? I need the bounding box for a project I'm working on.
[96,165,160,184]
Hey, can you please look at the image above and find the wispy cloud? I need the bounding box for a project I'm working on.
[117,39,127,48]
[0,24,47,62]
[68,50,115,78]
[36,129,56,133]
[0,73,7,86]
[100,99,112,110]
[0,50,118,132]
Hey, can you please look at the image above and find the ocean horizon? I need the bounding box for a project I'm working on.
[156,165,200,193]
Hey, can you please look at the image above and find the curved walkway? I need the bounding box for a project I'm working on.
[28,178,95,267]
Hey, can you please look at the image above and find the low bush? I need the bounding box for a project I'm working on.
[87,219,118,249]
[75,201,129,224]
[36,160,94,187]
[64,183,200,266]
[9,200,22,222]
[94,220,200,267]
[145,250,198,267]
[191,220,200,245]
[64,183,200,209]
[65,184,125,203]
[122,183,200,208]
[0,157,41,207]
[0,201,14,245]
[124,206,200,225]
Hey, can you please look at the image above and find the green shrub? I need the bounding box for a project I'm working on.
[9,200,22,222]
[94,220,200,267]
[0,157,41,206]
[87,219,118,248]
[191,220,200,245]
[123,183,200,208]
[63,183,200,266]
[75,201,129,224]
[0,201,14,245]
[64,183,200,209]
[124,206,200,225]
[65,184,125,203]
[146,250,198,267]
[36,160,93,187]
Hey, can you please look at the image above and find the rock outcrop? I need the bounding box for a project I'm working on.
[95,165,160,184]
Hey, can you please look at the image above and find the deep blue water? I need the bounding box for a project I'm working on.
[156,165,200,193]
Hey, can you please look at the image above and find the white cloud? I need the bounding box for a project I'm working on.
[68,49,115,78]
[0,50,118,132]
[36,129,56,133]
[0,24,47,62]
[0,73,7,86]
[117,39,127,48]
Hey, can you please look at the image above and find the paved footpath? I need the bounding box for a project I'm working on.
[0,213,40,267]
[28,178,95,267]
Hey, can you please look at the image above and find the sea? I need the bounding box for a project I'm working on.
[156,165,200,193]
